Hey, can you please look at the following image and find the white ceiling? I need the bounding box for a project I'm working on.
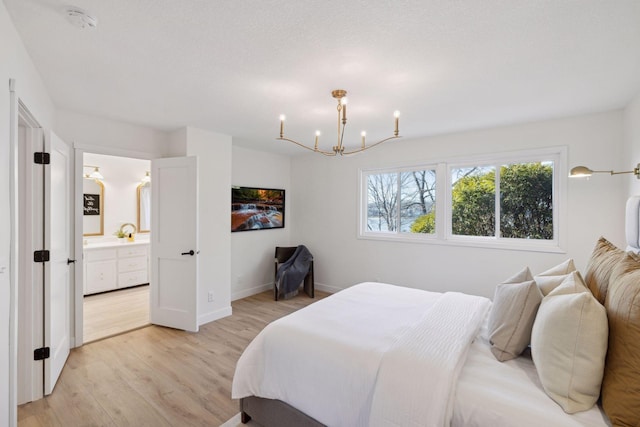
[5,0,640,155]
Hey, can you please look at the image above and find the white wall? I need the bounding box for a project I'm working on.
[290,111,626,298]
[231,146,291,300]
[56,109,171,158]
[623,92,640,198]
[0,2,57,425]
[82,153,150,241]
[172,127,233,324]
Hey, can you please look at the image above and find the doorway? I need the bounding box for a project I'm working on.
[80,152,151,343]
[15,101,73,406]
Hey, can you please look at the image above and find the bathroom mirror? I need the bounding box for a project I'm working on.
[83,179,104,236]
[137,182,151,233]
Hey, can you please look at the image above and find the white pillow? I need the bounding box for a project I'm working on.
[534,259,576,295]
[531,272,608,414]
[488,267,542,362]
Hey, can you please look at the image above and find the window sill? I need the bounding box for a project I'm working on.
[357,233,566,254]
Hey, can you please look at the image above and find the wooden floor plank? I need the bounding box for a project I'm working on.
[18,290,329,426]
[83,285,150,343]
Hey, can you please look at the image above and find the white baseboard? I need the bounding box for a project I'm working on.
[315,282,342,294]
[232,283,273,301]
[231,282,342,302]
[198,306,232,326]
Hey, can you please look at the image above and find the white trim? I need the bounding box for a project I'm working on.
[315,282,341,295]
[198,306,232,326]
[358,146,568,253]
[72,149,84,347]
[8,78,18,427]
[231,283,272,301]
[72,143,154,160]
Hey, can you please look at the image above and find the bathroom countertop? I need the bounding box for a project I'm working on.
[83,240,150,250]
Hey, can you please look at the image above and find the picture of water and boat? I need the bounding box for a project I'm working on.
[231,186,285,232]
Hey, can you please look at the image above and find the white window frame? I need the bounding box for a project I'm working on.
[358,146,567,253]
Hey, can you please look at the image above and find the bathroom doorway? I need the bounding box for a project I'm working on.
[81,152,151,342]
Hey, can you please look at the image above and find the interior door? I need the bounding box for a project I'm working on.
[150,156,199,332]
[44,131,72,395]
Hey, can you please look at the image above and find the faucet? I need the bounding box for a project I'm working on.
[119,223,137,236]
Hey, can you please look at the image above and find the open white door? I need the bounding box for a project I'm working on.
[150,156,199,332]
[44,131,72,395]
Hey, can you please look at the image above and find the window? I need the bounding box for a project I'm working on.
[360,147,566,252]
[449,162,554,240]
[365,168,437,234]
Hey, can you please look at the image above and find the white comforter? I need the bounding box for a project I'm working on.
[232,282,490,427]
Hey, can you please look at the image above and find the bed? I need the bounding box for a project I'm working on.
[232,197,640,427]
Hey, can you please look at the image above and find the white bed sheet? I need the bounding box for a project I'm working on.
[235,282,612,426]
[233,282,446,426]
[452,328,611,427]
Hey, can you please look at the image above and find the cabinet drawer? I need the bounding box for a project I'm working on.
[118,270,148,288]
[117,245,147,258]
[85,248,117,262]
[118,256,147,273]
[85,260,117,294]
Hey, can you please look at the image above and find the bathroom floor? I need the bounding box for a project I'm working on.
[83,285,150,343]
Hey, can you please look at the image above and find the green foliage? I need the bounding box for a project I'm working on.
[500,163,553,239]
[450,163,553,239]
[411,211,435,233]
[452,170,496,236]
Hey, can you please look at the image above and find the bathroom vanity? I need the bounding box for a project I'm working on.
[83,241,149,295]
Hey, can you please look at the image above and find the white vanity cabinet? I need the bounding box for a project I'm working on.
[83,242,149,295]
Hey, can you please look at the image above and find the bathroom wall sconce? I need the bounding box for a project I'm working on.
[83,165,104,181]
[569,163,640,179]
[140,171,151,184]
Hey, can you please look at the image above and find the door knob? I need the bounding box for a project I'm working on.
[67,258,76,265]
[181,250,195,256]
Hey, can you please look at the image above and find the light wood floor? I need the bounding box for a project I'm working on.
[84,285,150,343]
[18,290,329,427]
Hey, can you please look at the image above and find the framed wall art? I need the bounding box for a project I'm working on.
[231,186,285,232]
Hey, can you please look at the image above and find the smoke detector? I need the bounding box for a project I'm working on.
[65,7,98,29]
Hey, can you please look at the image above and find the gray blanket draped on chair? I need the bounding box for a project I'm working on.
[276,245,313,300]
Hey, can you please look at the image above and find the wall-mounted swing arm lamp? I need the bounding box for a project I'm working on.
[569,163,640,179]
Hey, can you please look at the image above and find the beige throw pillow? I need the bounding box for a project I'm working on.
[534,259,576,295]
[531,274,608,414]
[601,252,640,426]
[488,267,542,362]
[584,237,624,304]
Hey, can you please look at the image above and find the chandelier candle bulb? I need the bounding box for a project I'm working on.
[341,97,347,124]
[361,131,366,149]
[279,115,285,138]
[394,111,400,137]
[314,131,320,150]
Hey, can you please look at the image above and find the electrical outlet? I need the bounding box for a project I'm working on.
[207,291,214,302]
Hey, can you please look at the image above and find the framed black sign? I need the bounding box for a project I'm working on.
[83,193,101,216]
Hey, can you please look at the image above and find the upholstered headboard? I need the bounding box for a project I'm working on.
[625,195,640,253]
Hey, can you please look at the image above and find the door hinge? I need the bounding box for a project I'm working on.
[34,250,50,263]
[34,152,50,164]
[34,347,50,361]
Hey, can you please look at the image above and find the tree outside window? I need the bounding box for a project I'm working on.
[363,154,557,246]
[450,162,553,239]
[366,169,436,233]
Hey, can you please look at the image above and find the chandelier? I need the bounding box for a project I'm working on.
[278,89,401,156]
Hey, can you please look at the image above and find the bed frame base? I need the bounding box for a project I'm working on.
[240,396,325,427]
